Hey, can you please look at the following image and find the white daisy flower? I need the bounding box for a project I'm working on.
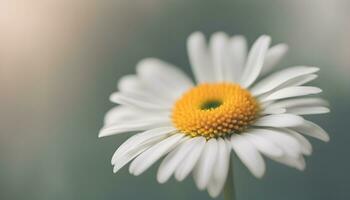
[99,32,330,198]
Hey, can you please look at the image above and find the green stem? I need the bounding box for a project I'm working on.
[223,159,236,200]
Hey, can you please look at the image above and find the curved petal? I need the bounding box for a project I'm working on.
[261,44,288,75]
[99,119,172,137]
[254,114,304,128]
[265,98,329,110]
[111,127,176,172]
[111,127,176,163]
[110,92,172,111]
[129,133,185,176]
[187,32,214,83]
[136,58,194,100]
[245,132,284,157]
[291,120,330,142]
[287,106,330,115]
[227,35,247,82]
[261,107,286,115]
[104,106,170,126]
[240,35,271,88]
[251,66,319,96]
[280,128,312,155]
[207,138,230,198]
[230,134,266,178]
[269,155,306,171]
[210,32,229,82]
[254,128,303,158]
[260,86,322,102]
[175,137,206,181]
[193,139,218,190]
[157,137,201,183]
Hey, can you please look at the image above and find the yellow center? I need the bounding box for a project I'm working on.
[171,83,260,139]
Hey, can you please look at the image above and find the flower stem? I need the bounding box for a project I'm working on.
[223,159,236,200]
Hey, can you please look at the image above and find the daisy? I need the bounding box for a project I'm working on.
[99,32,330,199]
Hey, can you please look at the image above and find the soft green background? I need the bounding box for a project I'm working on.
[1,0,349,199]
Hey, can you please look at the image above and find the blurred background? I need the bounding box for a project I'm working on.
[1,0,349,199]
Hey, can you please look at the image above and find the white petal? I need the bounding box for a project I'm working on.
[281,74,318,87]
[280,128,312,155]
[175,137,206,181]
[230,135,266,178]
[269,155,306,171]
[157,137,201,183]
[291,120,330,142]
[254,114,304,128]
[253,128,302,158]
[104,106,170,126]
[118,75,144,93]
[261,44,288,75]
[286,106,330,115]
[111,127,175,163]
[129,133,184,176]
[110,92,172,110]
[265,98,329,110]
[210,32,229,82]
[261,86,322,102]
[136,58,194,100]
[207,138,230,198]
[245,132,283,157]
[227,36,247,82]
[187,32,214,83]
[112,139,159,173]
[251,66,319,96]
[261,107,286,115]
[99,119,171,137]
[240,35,271,88]
[193,139,218,190]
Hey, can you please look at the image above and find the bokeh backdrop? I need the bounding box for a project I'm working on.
[1,0,349,199]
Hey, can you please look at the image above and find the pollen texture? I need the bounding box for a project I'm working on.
[171,83,260,139]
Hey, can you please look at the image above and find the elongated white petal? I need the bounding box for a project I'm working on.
[175,137,206,181]
[104,106,170,126]
[254,114,304,128]
[261,107,286,115]
[129,134,184,176]
[187,32,214,83]
[265,98,329,110]
[261,86,322,102]
[136,58,194,99]
[240,35,271,88]
[254,128,302,158]
[269,155,306,171]
[291,120,330,142]
[251,66,319,96]
[207,138,230,198]
[245,132,283,157]
[280,128,312,155]
[193,139,218,190]
[230,135,266,178]
[113,140,158,173]
[282,74,318,87]
[99,119,172,137]
[210,32,229,82]
[287,106,330,115]
[110,92,172,110]
[227,35,247,82]
[118,75,144,93]
[157,137,201,183]
[111,127,176,164]
[261,44,288,75]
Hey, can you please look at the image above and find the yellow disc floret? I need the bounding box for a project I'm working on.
[171,83,260,139]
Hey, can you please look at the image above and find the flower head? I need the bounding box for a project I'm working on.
[99,32,330,198]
